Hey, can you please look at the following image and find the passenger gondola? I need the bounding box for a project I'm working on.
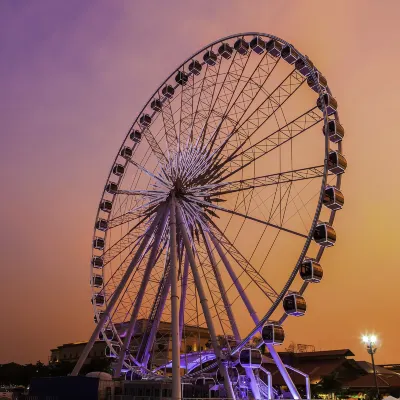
[239,348,262,368]
[262,323,285,345]
[300,259,323,283]
[283,293,306,316]
[323,186,344,210]
[234,38,249,55]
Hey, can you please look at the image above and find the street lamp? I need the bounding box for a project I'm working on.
[362,334,379,399]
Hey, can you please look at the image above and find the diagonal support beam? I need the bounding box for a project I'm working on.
[176,203,235,400]
[202,228,260,400]
[113,207,170,377]
[71,205,166,376]
[170,193,181,400]
[209,232,300,399]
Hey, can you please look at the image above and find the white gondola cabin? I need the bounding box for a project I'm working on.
[324,120,344,143]
[295,57,314,77]
[262,323,285,345]
[92,293,105,306]
[105,181,118,194]
[239,348,262,368]
[218,43,233,59]
[92,274,103,288]
[162,84,175,98]
[175,70,189,85]
[307,71,327,92]
[92,256,104,269]
[266,39,282,57]
[314,222,336,247]
[317,93,338,115]
[203,50,218,66]
[100,199,112,213]
[281,45,299,64]
[94,311,106,324]
[120,146,133,159]
[130,130,142,143]
[323,186,344,211]
[300,259,323,283]
[234,38,249,55]
[139,114,152,127]
[216,367,239,384]
[150,98,162,112]
[95,218,108,232]
[328,150,347,175]
[283,293,306,316]
[250,36,266,54]
[189,60,202,75]
[93,237,105,250]
[113,164,125,176]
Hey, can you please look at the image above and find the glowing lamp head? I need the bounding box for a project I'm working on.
[362,334,378,344]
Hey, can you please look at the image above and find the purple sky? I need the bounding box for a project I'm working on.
[1,0,400,364]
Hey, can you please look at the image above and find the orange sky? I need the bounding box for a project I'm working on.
[1,0,400,365]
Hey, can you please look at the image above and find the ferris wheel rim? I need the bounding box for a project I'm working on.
[89,32,344,380]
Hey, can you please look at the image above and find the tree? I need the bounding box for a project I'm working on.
[313,372,344,398]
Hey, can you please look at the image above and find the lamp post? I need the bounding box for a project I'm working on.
[362,334,379,400]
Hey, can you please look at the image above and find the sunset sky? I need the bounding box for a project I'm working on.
[1,0,400,365]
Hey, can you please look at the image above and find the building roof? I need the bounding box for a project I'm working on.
[346,373,400,389]
[293,349,355,358]
[270,349,354,359]
[261,357,352,386]
[356,361,396,375]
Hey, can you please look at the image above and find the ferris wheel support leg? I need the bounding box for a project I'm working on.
[141,269,172,367]
[176,204,236,400]
[71,206,166,377]
[113,206,170,378]
[178,255,189,342]
[210,233,301,399]
[203,230,261,400]
[170,194,182,400]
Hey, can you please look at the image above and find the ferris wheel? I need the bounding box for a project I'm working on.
[72,32,346,399]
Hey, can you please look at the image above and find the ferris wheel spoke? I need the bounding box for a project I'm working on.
[206,222,279,302]
[230,68,305,152]
[107,198,163,230]
[193,50,251,149]
[142,126,168,165]
[196,165,325,197]
[215,107,323,182]
[159,96,179,155]
[102,216,150,267]
[205,68,305,171]
[127,158,171,189]
[189,58,223,145]
[207,53,280,153]
[178,73,196,151]
[187,195,307,238]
